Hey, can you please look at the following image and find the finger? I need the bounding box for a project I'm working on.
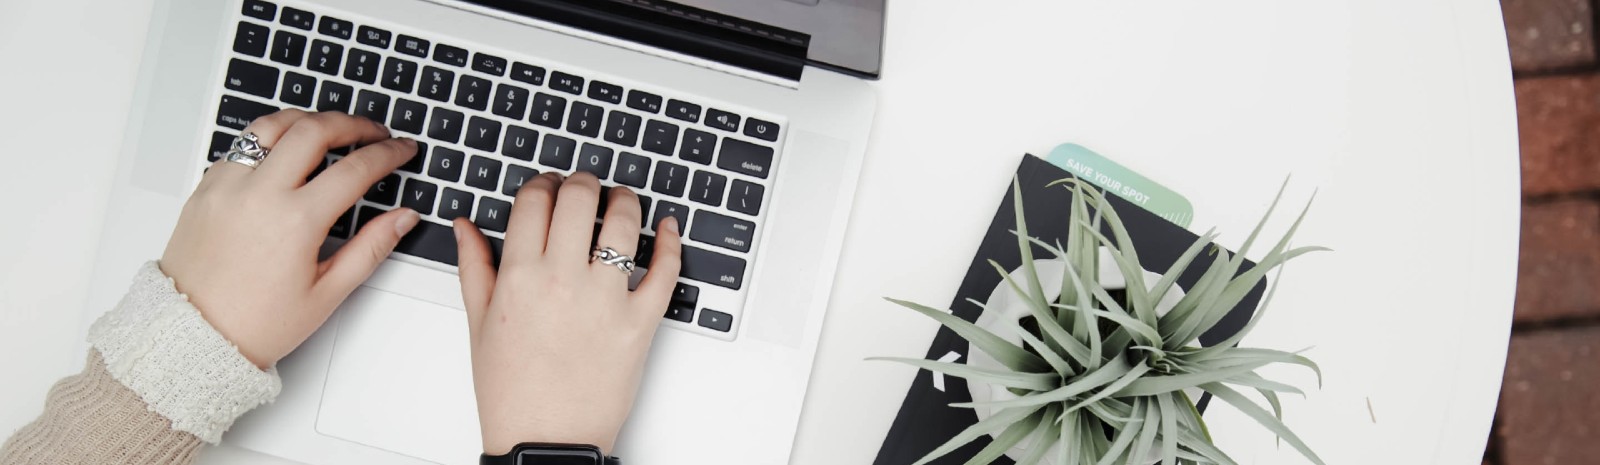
[301,138,419,218]
[312,208,422,306]
[633,216,682,311]
[258,112,392,187]
[209,109,310,181]
[501,172,562,267]
[546,171,603,263]
[453,217,497,332]
[593,187,643,276]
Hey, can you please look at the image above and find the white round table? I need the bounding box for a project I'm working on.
[0,1,1518,464]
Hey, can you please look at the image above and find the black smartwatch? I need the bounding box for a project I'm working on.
[480,443,621,465]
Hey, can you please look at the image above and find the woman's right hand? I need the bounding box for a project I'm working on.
[452,171,682,456]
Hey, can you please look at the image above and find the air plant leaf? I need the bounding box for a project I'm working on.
[1199,383,1327,465]
[868,357,1060,391]
[884,297,1049,373]
[991,260,1095,367]
[966,407,1053,465]
[952,355,1133,410]
[911,404,1046,465]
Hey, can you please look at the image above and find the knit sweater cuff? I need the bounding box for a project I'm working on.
[87,261,283,444]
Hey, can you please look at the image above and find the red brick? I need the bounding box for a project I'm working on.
[1516,199,1600,322]
[1517,75,1600,196]
[1503,0,1596,73]
[1497,326,1600,465]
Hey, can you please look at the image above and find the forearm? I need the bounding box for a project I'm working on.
[0,262,282,465]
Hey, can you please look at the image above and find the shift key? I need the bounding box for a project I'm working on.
[716,138,773,179]
[690,211,755,253]
[681,245,746,290]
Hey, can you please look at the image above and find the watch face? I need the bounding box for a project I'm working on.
[516,449,602,465]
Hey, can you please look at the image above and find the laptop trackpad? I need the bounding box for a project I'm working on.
[317,288,480,465]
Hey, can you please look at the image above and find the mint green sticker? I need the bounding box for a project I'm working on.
[1044,143,1194,228]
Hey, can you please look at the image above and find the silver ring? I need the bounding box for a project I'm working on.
[590,246,636,275]
[223,132,270,169]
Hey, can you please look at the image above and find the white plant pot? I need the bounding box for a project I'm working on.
[966,248,1184,464]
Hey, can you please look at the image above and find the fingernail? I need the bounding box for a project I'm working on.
[395,209,421,236]
[664,216,680,235]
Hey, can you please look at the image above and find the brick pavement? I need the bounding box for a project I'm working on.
[1495,0,1600,463]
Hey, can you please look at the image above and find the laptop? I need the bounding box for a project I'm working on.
[83,0,882,463]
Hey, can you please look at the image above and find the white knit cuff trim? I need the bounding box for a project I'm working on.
[87,261,283,444]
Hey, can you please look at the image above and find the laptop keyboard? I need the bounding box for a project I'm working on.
[206,0,787,340]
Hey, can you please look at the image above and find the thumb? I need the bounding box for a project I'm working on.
[315,208,421,304]
[453,217,496,333]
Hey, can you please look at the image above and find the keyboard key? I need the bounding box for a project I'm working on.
[688,171,727,207]
[567,102,603,138]
[705,108,740,132]
[666,99,700,123]
[456,75,492,111]
[627,90,662,114]
[538,134,577,170]
[217,95,277,130]
[492,83,530,119]
[530,92,566,129]
[317,81,354,113]
[473,53,508,76]
[381,57,419,93]
[433,43,468,67]
[744,118,780,142]
[303,39,342,75]
[466,155,503,192]
[356,25,391,49]
[353,90,390,123]
[603,111,642,147]
[588,81,623,104]
[475,197,512,232]
[672,283,699,305]
[651,201,690,236]
[465,116,501,152]
[400,141,427,173]
[665,303,694,323]
[641,120,678,156]
[318,16,353,39]
[279,7,314,30]
[576,143,614,180]
[651,161,688,197]
[679,129,715,165]
[698,309,733,332]
[510,62,546,86]
[690,210,753,253]
[429,146,465,182]
[329,207,354,239]
[396,34,430,58]
[614,152,651,188]
[502,125,539,161]
[419,66,454,102]
[727,179,763,216]
[718,138,773,179]
[242,0,276,21]
[207,131,232,162]
[224,58,278,99]
[394,216,460,265]
[390,98,427,134]
[682,246,746,290]
[355,205,386,233]
[427,108,465,143]
[503,164,539,196]
[233,22,271,57]
[400,177,438,215]
[344,48,381,84]
[549,71,583,95]
[270,30,307,66]
[438,187,473,221]
[364,173,402,206]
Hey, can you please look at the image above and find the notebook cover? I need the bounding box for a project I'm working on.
[871,154,1267,465]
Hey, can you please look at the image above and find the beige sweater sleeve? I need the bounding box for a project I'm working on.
[0,353,203,465]
[0,262,282,465]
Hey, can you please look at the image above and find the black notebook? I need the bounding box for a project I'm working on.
[871,154,1267,465]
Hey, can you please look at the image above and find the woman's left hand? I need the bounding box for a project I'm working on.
[159,110,421,369]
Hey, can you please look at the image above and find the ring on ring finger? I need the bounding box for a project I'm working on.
[590,246,636,275]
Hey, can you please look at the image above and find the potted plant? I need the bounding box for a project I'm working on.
[874,178,1326,465]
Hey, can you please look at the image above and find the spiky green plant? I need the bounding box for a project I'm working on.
[873,178,1327,465]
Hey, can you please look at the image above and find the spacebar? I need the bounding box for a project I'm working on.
[394,220,504,268]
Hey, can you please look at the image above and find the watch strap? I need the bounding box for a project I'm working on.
[479,443,621,465]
